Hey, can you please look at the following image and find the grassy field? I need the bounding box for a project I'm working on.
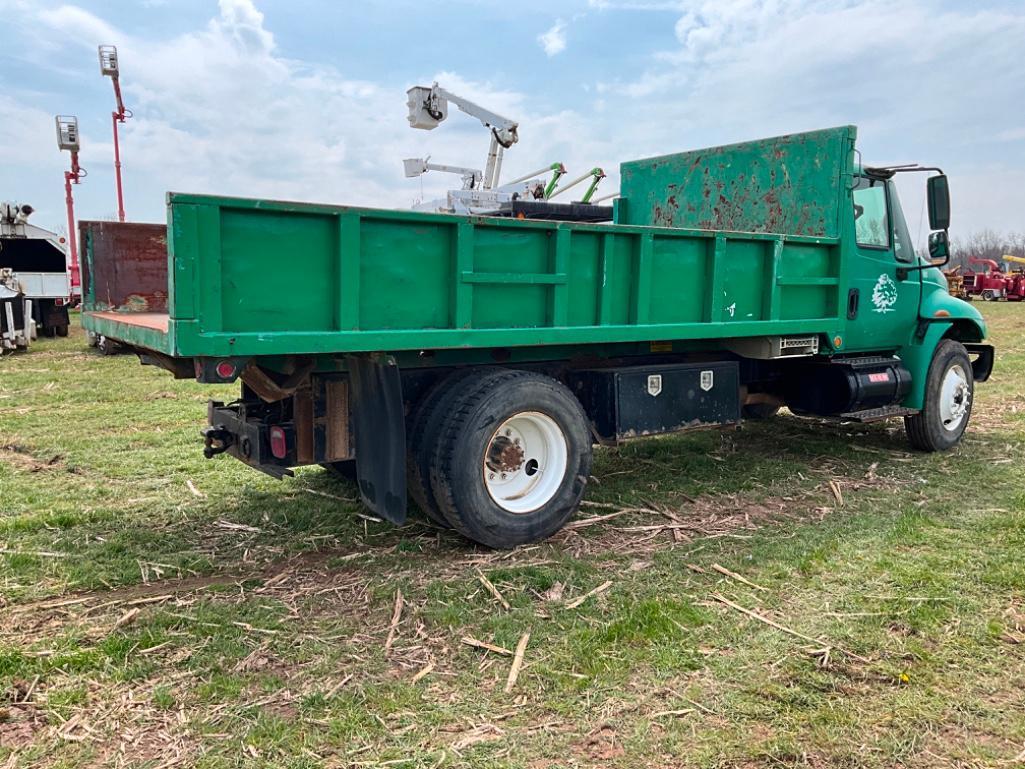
[1,305,1023,768]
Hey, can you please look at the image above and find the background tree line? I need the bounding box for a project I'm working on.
[947,231,1025,270]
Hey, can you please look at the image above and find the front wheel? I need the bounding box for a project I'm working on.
[429,370,592,549]
[904,340,974,452]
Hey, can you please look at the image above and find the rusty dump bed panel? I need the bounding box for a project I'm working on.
[81,221,169,313]
[80,221,173,353]
[617,126,856,238]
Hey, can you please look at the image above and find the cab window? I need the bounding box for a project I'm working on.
[852,177,889,249]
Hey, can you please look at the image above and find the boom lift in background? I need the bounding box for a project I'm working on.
[55,115,84,300]
[403,83,612,221]
[99,45,131,223]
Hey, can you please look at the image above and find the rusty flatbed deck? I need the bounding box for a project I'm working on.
[88,311,170,333]
[83,310,173,354]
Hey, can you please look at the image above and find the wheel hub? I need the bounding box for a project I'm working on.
[482,412,569,514]
[938,364,970,432]
[486,435,525,473]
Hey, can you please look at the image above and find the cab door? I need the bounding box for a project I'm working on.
[843,176,920,352]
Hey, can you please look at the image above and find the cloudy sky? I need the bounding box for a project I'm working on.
[1,0,1023,246]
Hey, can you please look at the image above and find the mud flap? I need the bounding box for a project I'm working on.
[346,355,407,525]
[963,343,994,382]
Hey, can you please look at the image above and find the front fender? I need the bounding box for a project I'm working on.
[919,273,987,341]
[899,278,990,409]
[898,321,952,410]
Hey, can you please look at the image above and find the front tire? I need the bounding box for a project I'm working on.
[904,340,974,452]
[429,370,592,549]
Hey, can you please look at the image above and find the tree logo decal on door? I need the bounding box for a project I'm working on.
[871,274,898,313]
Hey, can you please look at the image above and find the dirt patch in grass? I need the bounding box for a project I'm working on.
[0,681,47,751]
[0,443,76,474]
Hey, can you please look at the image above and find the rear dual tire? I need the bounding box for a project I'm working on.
[418,369,593,549]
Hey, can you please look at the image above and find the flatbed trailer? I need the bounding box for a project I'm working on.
[81,126,993,547]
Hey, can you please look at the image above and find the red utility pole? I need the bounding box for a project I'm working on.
[55,116,85,298]
[99,45,130,223]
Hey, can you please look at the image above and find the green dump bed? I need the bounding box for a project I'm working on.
[81,126,857,359]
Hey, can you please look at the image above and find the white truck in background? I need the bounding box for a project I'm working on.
[0,269,33,352]
[0,202,74,339]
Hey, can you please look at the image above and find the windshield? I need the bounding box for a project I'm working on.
[887,181,915,263]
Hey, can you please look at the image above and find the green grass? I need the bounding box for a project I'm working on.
[1,306,1023,767]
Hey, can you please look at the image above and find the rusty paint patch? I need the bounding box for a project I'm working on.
[618,126,855,238]
[80,221,170,313]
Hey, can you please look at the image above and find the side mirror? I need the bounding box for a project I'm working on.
[927,174,950,231]
[928,230,949,262]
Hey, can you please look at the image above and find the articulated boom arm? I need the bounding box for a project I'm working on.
[407,82,520,190]
[430,85,518,147]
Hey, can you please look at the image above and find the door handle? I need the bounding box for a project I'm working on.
[847,288,860,320]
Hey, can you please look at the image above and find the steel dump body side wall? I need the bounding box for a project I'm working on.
[618,126,856,238]
[91,193,842,359]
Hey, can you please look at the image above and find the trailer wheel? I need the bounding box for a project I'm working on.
[97,335,118,355]
[405,371,481,527]
[904,340,973,452]
[429,370,592,549]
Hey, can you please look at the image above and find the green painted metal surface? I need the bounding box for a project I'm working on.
[84,193,844,358]
[81,126,985,375]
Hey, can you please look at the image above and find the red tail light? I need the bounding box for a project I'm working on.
[215,360,235,379]
[54,298,64,307]
[268,426,287,459]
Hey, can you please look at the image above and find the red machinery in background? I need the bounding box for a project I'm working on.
[963,256,1025,301]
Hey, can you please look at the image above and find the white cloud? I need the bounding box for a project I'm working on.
[996,127,1025,142]
[0,1,624,226]
[590,0,1025,235]
[538,20,567,57]
[2,0,1023,237]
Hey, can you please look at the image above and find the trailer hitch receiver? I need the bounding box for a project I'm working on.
[201,426,234,459]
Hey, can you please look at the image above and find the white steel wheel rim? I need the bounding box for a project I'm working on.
[939,363,970,432]
[482,411,569,514]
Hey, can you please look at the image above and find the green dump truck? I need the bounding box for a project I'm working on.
[81,126,993,548]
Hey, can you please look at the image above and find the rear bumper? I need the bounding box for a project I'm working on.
[964,343,994,382]
[203,401,294,479]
